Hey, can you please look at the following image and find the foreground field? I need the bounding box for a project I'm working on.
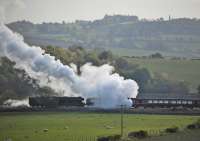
[0,112,199,141]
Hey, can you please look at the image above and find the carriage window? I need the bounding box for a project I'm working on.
[182,101,187,104]
[188,101,192,104]
[177,101,181,104]
[171,100,176,104]
[164,100,168,104]
[153,100,158,103]
[159,100,163,104]
[148,100,153,103]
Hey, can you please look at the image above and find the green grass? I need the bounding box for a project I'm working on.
[125,58,200,92]
[0,112,199,141]
[110,48,157,57]
[109,40,200,58]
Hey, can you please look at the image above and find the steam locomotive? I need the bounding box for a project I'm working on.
[29,96,85,108]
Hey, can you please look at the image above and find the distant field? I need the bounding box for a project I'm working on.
[125,58,200,92]
[110,48,157,57]
[0,112,199,141]
[109,46,200,58]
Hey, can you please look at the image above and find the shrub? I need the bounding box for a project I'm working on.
[187,124,196,129]
[97,136,109,141]
[43,129,48,132]
[97,135,121,141]
[196,119,200,128]
[187,119,200,129]
[165,126,179,133]
[128,130,148,139]
[109,134,121,141]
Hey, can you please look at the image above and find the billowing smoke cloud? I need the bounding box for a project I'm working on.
[0,24,78,95]
[76,64,138,107]
[3,99,29,107]
[0,24,139,108]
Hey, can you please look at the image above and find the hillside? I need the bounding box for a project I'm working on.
[125,58,200,92]
[7,15,200,58]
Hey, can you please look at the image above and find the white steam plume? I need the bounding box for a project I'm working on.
[0,25,139,108]
[77,64,138,108]
[0,24,78,95]
[3,99,29,107]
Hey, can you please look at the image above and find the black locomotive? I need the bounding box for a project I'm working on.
[29,96,85,108]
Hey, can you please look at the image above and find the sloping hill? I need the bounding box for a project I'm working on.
[7,15,200,58]
[126,58,200,92]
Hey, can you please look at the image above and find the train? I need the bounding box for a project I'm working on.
[29,92,200,109]
[29,96,85,108]
[130,93,200,108]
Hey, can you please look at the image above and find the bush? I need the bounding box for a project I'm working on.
[128,130,148,139]
[187,119,200,129]
[187,124,196,129]
[97,134,121,141]
[196,119,200,128]
[109,135,121,141]
[165,126,179,133]
[97,137,109,141]
[150,52,164,59]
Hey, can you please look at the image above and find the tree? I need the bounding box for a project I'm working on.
[84,52,100,66]
[0,57,38,103]
[114,57,129,70]
[121,68,152,93]
[198,85,200,94]
[150,52,164,59]
[98,50,113,61]
[133,68,152,90]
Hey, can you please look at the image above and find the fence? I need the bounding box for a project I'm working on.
[124,129,165,137]
[148,129,164,136]
[60,136,97,141]
[68,129,163,141]
[2,136,97,141]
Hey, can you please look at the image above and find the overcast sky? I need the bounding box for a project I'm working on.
[0,0,200,23]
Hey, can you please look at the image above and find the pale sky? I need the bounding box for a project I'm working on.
[1,0,200,23]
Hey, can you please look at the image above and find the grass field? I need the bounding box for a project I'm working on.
[0,112,199,141]
[125,58,200,92]
[109,47,200,58]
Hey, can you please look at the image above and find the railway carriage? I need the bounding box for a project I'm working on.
[131,93,200,108]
